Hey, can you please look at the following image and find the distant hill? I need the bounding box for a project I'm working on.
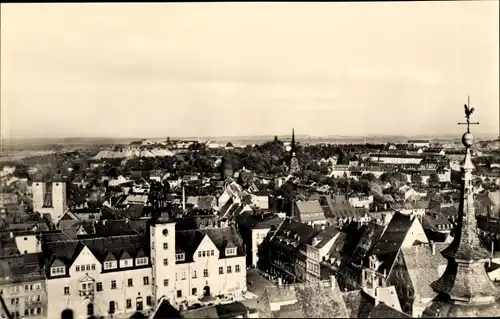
[477,139,500,150]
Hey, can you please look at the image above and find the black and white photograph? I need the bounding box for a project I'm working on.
[0,1,499,318]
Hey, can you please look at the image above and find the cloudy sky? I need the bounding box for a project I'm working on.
[1,2,498,139]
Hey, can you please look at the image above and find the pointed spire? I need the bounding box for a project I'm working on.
[428,98,498,308]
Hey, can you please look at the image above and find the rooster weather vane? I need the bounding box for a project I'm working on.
[458,95,479,133]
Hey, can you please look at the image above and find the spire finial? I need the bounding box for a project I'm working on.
[458,96,479,148]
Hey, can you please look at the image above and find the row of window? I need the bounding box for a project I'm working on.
[23,308,42,317]
[8,295,41,306]
[63,277,151,295]
[107,296,153,314]
[75,264,96,272]
[103,257,149,270]
[169,265,242,283]
[175,282,241,298]
[4,284,42,295]
[50,267,65,276]
[198,250,215,258]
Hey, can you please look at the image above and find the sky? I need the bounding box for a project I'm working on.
[1,2,499,139]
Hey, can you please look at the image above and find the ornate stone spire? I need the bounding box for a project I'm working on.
[428,98,499,310]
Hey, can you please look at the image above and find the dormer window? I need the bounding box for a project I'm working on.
[104,261,117,270]
[51,266,65,276]
[136,257,148,266]
[175,253,185,262]
[225,248,237,256]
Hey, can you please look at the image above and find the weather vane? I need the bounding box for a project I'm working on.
[458,95,479,133]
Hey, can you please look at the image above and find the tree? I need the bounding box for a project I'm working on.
[361,173,376,183]
[413,174,423,185]
[428,173,440,187]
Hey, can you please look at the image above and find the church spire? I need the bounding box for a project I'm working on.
[428,97,498,309]
[289,128,300,173]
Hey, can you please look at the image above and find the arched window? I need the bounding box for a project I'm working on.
[61,309,74,319]
[109,301,116,314]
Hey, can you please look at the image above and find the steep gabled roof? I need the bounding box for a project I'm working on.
[369,302,411,318]
[370,212,414,273]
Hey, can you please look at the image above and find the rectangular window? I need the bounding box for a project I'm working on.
[86,265,90,271]
[37,308,41,315]
[204,269,209,277]
[182,272,186,280]
[76,265,80,272]
[236,265,240,273]
[96,282,103,291]
[163,279,169,287]
[177,290,182,298]
[192,270,197,278]
[163,242,168,250]
[128,279,133,287]
[227,266,232,274]
[202,251,206,257]
[219,266,224,275]
[111,280,117,289]
[91,264,96,270]
[30,309,34,315]
[211,250,214,256]
[163,258,168,266]
[192,288,197,296]
[126,299,132,309]
[198,251,201,258]
[24,310,28,317]
[64,287,70,295]
[146,296,152,306]
[143,277,149,285]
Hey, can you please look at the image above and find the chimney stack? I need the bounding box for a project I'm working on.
[182,184,186,212]
[330,275,336,292]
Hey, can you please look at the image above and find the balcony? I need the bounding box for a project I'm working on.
[79,289,95,298]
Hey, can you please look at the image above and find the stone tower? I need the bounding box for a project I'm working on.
[423,99,500,317]
[150,218,177,305]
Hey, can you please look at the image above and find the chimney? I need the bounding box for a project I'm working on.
[431,240,436,255]
[490,241,494,268]
[182,185,186,212]
[330,275,336,291]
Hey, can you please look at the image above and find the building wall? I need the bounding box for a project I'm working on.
[14,235,40,255]
[1,279,46,319]
[369,157,423,165]
[401,218,429,248]
[32,183,45,214]
[150,222,176,305]
[252,229,271,268]
[46,246,154,319]
[387,252,414,314]
[51,182,67,219]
